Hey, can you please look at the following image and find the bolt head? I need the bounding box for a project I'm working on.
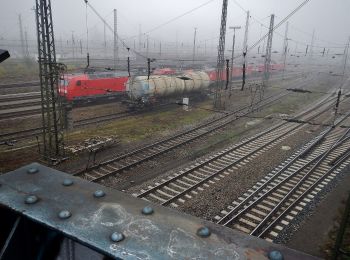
[268,250,284,260]
[27,167,39,174]
[110,232,124,242]
[141,206,154,215]
[196,226,211,238]
[62,179,73,186]
[25,195,39,204]
[58,210,71,219]
[93,190,106,198]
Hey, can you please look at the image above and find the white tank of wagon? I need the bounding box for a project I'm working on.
[126,71,210,100]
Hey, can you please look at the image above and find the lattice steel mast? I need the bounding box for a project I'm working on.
[282,22,289,79]
[241,11,249,90]
[35,0,65,161]
[18,14,26,58]
[282,22,289,60]
[262,14,275,89]
[309,29,315,58]
[214,0,228,109]
[113,9,118,69]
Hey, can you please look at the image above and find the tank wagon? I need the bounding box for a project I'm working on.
[126,71,210,104]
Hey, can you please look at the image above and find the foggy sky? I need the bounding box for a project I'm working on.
[0,0,349,55]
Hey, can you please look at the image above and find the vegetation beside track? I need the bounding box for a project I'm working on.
[0,60,38,81]
[67,101,213,144]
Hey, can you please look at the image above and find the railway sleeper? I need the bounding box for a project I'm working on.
[83,173,98,180]
[91,170,104,177]
[245,212,263,222]
[267,196,281,203]
[200,167,216,175]
[156,189,174,199]
[262,199,277,207]
[169,182,186,191]
[187,173,204,181]
[271,192,287,199]
[182,176,199,184]
[105,164,120,171]
[251,208,267,217]
[238,218,257,228]
[233,224,251,234]
[98,167,112,174]
[192,170,209,178]
[176,179,193,187]
[148,193,167,203]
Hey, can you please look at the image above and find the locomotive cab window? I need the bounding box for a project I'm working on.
[76,80,82,86]
[60,79,69,86]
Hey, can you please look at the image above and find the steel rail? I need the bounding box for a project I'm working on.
[252,131,350,236]
[257,134,350,238]
[137,101,348,204]
[217,112,350,225]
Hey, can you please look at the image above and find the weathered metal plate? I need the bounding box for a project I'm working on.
[0,163,319,259]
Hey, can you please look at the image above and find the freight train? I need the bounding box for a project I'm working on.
[58,63,284,104]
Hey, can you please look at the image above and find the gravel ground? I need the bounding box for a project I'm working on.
[276,164,350,258]
[56,83,282,174]
[131,123,323,219]
[122,78,345,195]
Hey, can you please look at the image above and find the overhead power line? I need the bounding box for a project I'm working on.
[233,0,312,59]
[84,0,149,60]
[145,0,215,35]
[123,0,216,41]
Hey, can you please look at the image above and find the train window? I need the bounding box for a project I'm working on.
[60,79,69,86]
[76,80,81,86]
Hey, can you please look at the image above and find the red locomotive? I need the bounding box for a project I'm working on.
[59,72,129,101]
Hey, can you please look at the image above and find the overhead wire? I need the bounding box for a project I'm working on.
[231,0,347,53]
[231,0,312,59]
[84,0,219,61]
[123,0,216,41]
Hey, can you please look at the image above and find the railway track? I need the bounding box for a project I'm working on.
[0,73,315,142]
[74,91,291,181]
[133,97,347,205]
[214,116,350,242]
[0,81,39,90]
[0,110,137,142]
[74,76,332,181]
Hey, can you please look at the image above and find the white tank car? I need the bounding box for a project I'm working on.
[126,71,210,102]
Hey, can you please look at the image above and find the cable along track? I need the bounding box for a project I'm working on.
[134,95,348,206]
[214,114,350,242]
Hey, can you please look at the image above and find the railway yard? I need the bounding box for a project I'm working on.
[1,0,350,259]
[1,66,350,258]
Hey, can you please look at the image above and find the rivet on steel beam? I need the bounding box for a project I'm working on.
[110,232,125,242]
[62,179,73,186]
[27,167,39,174]
[196,226,211,238]
[58,210,71,219]
[25,195,39,204]
[141,206,154,215]
[93,190,106,198]
[268,250,284,260]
